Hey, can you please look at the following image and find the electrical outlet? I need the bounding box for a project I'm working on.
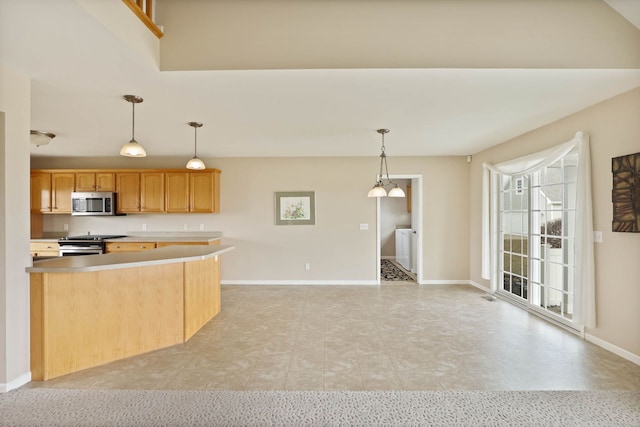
[360,223,369,230]
[63,224,69,231]
[305,263,311,271]
[200,224,205,231]
[183,224,188,230]
[142,224,147,231]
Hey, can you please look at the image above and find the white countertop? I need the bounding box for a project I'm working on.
[31,231,223,244]
[26,245,235,273]
[111,236,221,243]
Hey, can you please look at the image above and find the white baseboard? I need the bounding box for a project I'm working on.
[222,280,378,286]
[0,371,31,393]
[585,333,640,366]
[419,280,474,285]
[467,280,491,292]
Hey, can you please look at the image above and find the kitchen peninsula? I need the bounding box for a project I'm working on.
[26,244,234,380]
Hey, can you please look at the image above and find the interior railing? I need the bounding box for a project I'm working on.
[122,0,164,38]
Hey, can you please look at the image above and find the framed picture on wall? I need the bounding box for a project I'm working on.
[275,191,315,225]
[612,151,640,232]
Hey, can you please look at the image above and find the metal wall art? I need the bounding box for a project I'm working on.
[611,151,640,232]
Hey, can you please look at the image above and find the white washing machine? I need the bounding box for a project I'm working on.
[395,229,412,271]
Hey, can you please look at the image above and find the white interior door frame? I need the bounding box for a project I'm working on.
[375,174,423,285]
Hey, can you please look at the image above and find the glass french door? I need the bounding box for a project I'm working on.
[498,149,579,325]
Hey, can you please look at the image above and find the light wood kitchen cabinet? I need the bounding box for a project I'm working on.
[31,168,221,214]
[156,240,220,248]
[51,173,75,213]
[165,172,190,213]
[140,172,165,212]
[30,242,60,257]
[105,242,156,253]
[30,172,51,213]
[191,172,219,213]
[115,172,141,213]
[76,172,115,192]
[165,171,219,213]
[30,172,74,214]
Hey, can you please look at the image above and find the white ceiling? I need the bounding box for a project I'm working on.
[1,0,639,159]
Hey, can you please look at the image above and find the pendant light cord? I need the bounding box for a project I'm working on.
[194,126,198,157]
[131,101,136,141]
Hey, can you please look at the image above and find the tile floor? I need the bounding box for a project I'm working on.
[24,283,640,391]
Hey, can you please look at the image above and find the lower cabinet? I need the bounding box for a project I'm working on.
[105,241,218,253]
[30,242,60,257]
[105,242,156,253]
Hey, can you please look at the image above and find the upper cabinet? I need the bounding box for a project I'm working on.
[76,172,115,192]
[32,168,221,215]
[115,172,141,213]
[30,172,51,213]
[30,171,75,214]
[165,171,220,213]
[140,172,165,213]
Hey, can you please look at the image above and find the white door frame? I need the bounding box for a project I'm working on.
[376,174,423,284]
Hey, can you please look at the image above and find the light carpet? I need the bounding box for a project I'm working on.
[1,389,639,426]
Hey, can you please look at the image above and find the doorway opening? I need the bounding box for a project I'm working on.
[376,174,423,284]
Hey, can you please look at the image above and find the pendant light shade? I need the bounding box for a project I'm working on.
[388,185,405,197]
[30,130,56,147]
[368,182,387,197]
[368,129,405,198]
[120,95,147,157]
[186,122,206,170]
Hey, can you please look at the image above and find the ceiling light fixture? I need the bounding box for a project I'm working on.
[368,129,405,198]
[186,121,206,170]
[119,95,147,157]
[30,130,56,147]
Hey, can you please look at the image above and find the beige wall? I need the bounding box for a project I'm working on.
[469,87,640,357]
[0,66,32,391]
[157,0,640,70]
[35,155,470,283]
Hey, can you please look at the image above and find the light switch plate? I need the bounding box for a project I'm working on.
[360,224,369,230]
[593,231,603,243]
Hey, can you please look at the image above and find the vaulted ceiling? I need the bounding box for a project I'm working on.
[1,0,639,159]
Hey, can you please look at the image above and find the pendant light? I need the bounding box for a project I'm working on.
[186,121,206,170]
[367,129,405,198]
[120,95,147,157]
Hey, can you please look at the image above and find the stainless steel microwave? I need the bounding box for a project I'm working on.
[71,192,117,216]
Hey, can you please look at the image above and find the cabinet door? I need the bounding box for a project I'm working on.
[105,242,156,253]
[96,173,115,191]
[116,172,141,213]
[31,172,51,213]
[165,172,190,213]
[140,172,165,212]
[76,172,115,191]
[51,173,75,213]
[75,172,96,191]
[30,242,60,257]
[190,172,216,213]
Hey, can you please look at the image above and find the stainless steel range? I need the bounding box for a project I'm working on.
[58,234,126,256]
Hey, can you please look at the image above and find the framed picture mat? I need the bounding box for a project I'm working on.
[275,191,316,225]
